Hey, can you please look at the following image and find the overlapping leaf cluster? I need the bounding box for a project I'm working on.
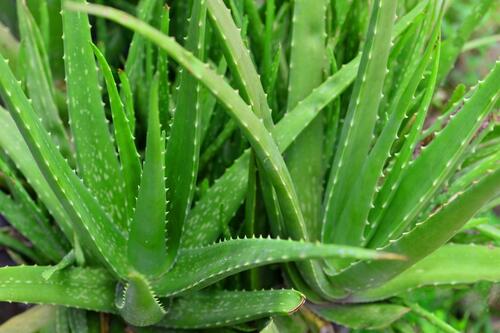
[0,0,498,332]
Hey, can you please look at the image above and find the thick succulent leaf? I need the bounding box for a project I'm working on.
[0,165,66,262]
[206,0,273,127]
[369,61,500,247]
[0,305,56,333]
[16,1,71,161]
[152,237,399,297]
[0,108,73,246]
[118,69,136,135]
[163,0,206,269]
[157,5,170,131]
[158,290,304,329]
[0,266,115,312]
[61,0,128,228]
[0,54,128,277]
[368,48,440,237]
[322,0,398,244]
[350,244,500,302]
[92,43,141,219]
[128,79,167,277]
[311,303,409,330]
[334,24,440,250]
[328,168,500,294]
[123,0,158,93]
[42,250,76,280]
[115,273,166,327]
[284,0,328,241]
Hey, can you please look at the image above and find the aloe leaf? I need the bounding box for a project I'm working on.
[91,43,141,220]
[310,303,409,330]
[334,23,441,250]
[369,62,500,247]
[128,78,167,277]
[0,229,42,263]
[0,108,73,243]
[0,54,128,277]
[61,0,128,228]
[158,290,304,329]
[206,0,273,128]
[350,244,500,302]
[0,305,56,333]
[115,273,166,326]
[322,0,398,244]
[117,70,136,135]
[153,237,399,297]
[163,0,207,269]
[0,163,66,262]
[17,1,72,161]
[284,0,328,241]
[157,5,170,131]
[42,250,75,280]
[123,0,158,94]
[328,168,500,293]
[368,47,441,238]
[0,266,115,312]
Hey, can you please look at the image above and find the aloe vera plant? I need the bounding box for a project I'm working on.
[0,0,498,331]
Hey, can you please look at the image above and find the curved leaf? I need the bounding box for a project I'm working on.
[350,244,500,302]
[0,266,115,312]
[153,237,400,297]
[311,303,409,330]
[159,290,304,329]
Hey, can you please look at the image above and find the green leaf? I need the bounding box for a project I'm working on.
[206,0,273,127]
[115,272,165,326]
[0,305,56,333]
[322,0,398,244]
[284,0,328,241]
[163,0,207,269]
[128,78,167,277]
[0,105,74,248]
[0,54,128,277]
[0,164,66,262]
[369,61,500,247]
[158,290,304,329]
[311,303,409,330]
[61,0,128,228]
[328,168,500,293]
[123,0,158,94]
[153,237,400,297]
[350,244,500,302]
[17,1,72,162]
[0,266,115,312]
[91,43,141,221]
[42,250,76,280]
[334,19,441,251]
